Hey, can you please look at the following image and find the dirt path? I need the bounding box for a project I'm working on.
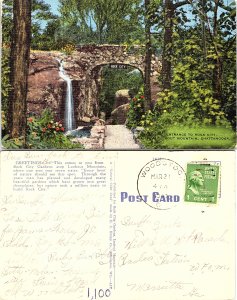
[104,125,140,149]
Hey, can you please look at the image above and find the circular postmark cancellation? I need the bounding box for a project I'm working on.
[137,158,186,210]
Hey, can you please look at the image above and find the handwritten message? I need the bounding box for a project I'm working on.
[117,211,233,299]
[0,152,117,300]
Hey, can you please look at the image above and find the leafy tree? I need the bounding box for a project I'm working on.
[2,0,13,45]
[188,0,236,124]
[58,0,143,44]
[1,1,13,115]
[2,0,57,50]
[136,0,235,149]
[193,0,235,100]
[31,0,58,49]
[161,0,190,90]
[1,46,11,113]
[2,0,61,129]
[2,0,58,136]
[149,0,236,124]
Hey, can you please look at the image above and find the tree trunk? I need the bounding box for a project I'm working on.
[144,0,152,111]
[7,0,31,143]
[161,0,189,90]
[212,59,222,101]
[212,0,222,101]
[162,0,174,90]
[201,0,207,58]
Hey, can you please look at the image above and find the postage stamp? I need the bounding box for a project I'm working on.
[137,158,186,210]
[184,163,220,204]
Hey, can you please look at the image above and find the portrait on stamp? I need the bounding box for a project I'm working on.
[187,170,205,196]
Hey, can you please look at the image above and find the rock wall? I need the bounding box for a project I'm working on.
[111,104,130,125]
[114,89,131,109]
[28,52,83,126]
[28,53,64,120]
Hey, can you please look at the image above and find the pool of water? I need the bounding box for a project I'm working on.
[66,126,92,138]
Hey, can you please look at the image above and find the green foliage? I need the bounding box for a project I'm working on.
[151,0,236,130]
[175,1,236,127]
[138,108,187,148]
[1,111,7,131]
[2,2,12,119]
[61,44,76,55]
[31,19,66,51]
[157,83,226,126]
[58,0,143,45]
[1,110,83,149]
[154,20,236,127]
[2,0,58,51]
[222,70,236,128]
[26,110,83,149]
[138,107,234,149]
[31,0,58,50]
[2,0,12,45]
[126,93,146,128]
[1,48,11,112]
[1,135,24,149]
[138,25,235,150]
[138,66,234,148]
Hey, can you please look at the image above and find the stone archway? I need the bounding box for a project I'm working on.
[61,45,161,123]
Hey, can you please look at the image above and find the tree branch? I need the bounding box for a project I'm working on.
[173,0,190,9]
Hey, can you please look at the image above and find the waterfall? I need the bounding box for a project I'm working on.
[57,59,75,132]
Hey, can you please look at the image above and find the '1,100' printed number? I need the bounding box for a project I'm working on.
[88,288,111,299]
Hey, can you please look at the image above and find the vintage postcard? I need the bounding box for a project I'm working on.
[0,1,236,300]
[1,0,236,150]
[0,150,235,300]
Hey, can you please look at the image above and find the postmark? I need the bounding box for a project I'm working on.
[184,163,220,204]
[137,158,186,210]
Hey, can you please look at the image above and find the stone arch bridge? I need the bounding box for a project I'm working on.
[28,45,161,125]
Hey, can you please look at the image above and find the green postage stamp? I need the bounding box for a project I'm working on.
[185,163,220,204]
